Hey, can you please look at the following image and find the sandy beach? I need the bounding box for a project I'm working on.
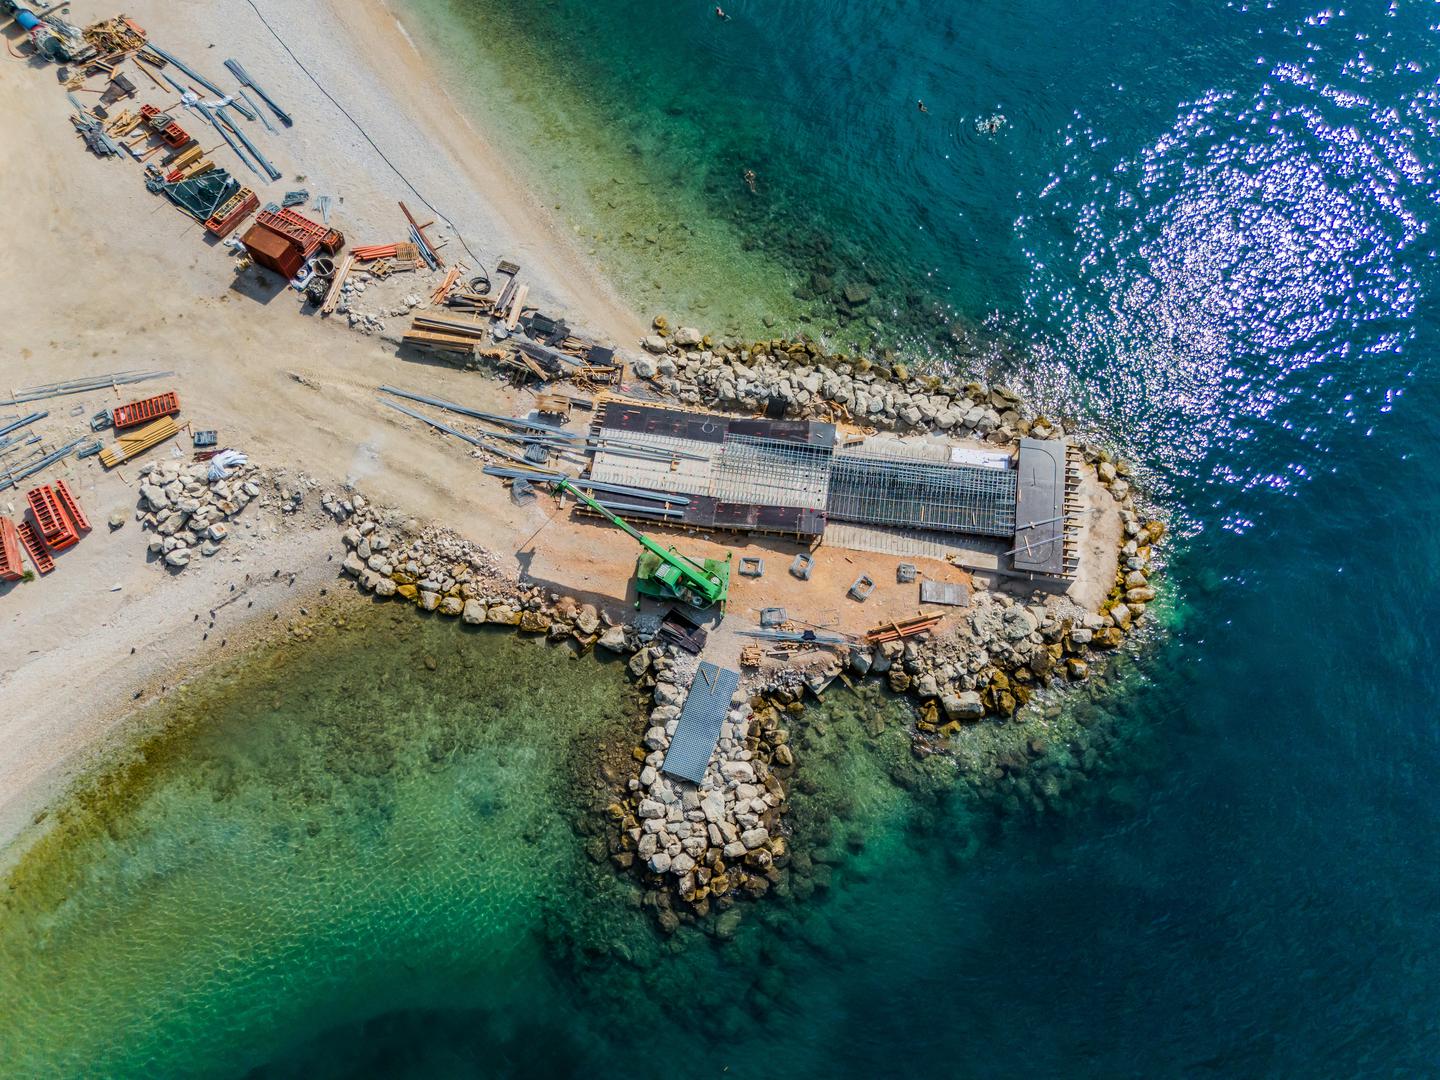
[0,0,655,851]
[0,0,1122,857]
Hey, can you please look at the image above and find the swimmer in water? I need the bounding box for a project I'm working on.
[715,6,730,19]
[743,168,758,193]
[917,100,929,114]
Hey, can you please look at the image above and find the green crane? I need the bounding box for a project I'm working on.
[552,478,730,610]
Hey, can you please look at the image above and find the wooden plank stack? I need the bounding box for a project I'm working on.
[402,312,489,358]
[100,416,179,468]
[863,612,945,645]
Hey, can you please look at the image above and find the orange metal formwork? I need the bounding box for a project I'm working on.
[255,205,344,258]
[26,486,78,551]
[53,480,91,533]
[16,520,54,575]
[0,517,22,581]
[111,391,180,431]
[205,187,258,237]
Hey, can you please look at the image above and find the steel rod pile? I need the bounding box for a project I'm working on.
[480,465,690,505]
[377,398,532,466]
[738,628,851,645]
[223,58,292,126]
[0,438,88,490]
[0,412,47,440]
[1,370,173,407]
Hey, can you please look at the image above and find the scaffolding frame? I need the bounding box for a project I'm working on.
[827,451,1017,537]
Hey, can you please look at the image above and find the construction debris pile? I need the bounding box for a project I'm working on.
[134,457,264,569]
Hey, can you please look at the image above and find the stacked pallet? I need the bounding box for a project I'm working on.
[13,480,93,576]
[26,486,81,552]
[100,416,179,468]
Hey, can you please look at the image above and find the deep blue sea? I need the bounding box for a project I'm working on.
[4,1,1440,1075]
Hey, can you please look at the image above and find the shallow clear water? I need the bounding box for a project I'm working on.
[6,0,1440,1074]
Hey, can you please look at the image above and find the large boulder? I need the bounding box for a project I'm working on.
[672,326,703,347]
[940,690,985,721]
[575,604,601,635]
[597,625,628,652]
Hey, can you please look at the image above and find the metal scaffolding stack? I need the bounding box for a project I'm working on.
[826,451,1018,538]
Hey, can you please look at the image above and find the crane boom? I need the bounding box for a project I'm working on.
[552,478,728,607]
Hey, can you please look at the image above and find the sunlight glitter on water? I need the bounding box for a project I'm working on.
[1014,21,1434,524]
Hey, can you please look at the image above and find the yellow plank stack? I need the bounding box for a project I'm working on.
[99,416,179,468]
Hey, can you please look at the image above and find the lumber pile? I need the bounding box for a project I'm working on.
[100,416,179,467]
[445,290,495,313]
[431,266,463,305]
[863,612,945,645]
[402,312,489,357]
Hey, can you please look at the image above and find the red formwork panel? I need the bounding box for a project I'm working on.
[0,517,22,581]
[26,486,77,550]
[139,103,189,148]
[111,391,180,431]
[205,187,258,238]
[254,205,344,258]
[16,520,54,575]
[53,480,91,533]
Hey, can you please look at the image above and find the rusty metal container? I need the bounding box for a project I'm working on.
[241,222,306,279]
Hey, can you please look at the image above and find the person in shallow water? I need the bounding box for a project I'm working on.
[743,168,758,193]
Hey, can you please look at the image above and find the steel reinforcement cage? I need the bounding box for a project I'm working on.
[825,451,1017,538]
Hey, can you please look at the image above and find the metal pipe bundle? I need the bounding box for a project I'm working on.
[223,58,292,127]
[0,370,173,407]
[0,412,47,440]
[0,438,88,490]
[146,45,256,120]
[216,104,281,180]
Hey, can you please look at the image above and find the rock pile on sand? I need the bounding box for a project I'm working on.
[134,459,265,569]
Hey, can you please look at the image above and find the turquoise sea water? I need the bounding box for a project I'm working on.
[5,0,1440,1074]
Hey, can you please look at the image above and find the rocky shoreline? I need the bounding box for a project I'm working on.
[118,289,1168,928]
[292,306,1168,926]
